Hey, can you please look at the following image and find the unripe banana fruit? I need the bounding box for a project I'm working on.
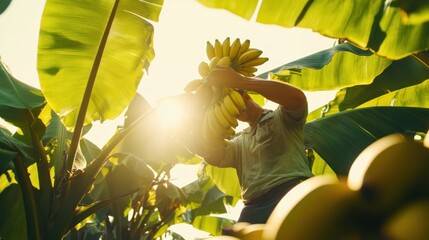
[198,61,210,77]
[204,38,268,73]
[185,37,269,149]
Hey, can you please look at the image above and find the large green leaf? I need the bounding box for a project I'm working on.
[304,107,429,176]
[198,0,429,60]
[0,184,27,240]
[204,164,241,199]
[0,58,46,143]
[196,0,258,20]
[0,129,37,175]
[308,55,429,121]
[38,0,163,128]
[394,0,429,24]
[259,42,393,91]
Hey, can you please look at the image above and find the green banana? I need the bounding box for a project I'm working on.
[214,39,223,58]
[229,89,246,112]
[184,79,204,93]
[198,61,210,77]
[237,49,263,65]
[237,39,250,57]
[220,100,239,127]
[241,57,269,67]
[223,93,240,117]
[229,38,241,60]
[214,102,234,129]
[222,37,230,57]
[206,41,215,60]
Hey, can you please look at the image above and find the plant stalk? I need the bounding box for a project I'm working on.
[66,0,120,173]
[13,153,42,240]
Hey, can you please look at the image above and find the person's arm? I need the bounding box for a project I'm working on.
[207,66,307,110]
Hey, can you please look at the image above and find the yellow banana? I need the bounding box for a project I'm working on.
[223,93,240,117]
[214,39,223,58]
[241,57,269,68]
[198,61,210,77]
[222,37,230,57]
[224,126,236,139]
[220,101,239,127]
[206,41,215,60]
[237,48,263,65]
[202,110,226,147]
[237,39,250,58]
[184,79,204,93]
[217,56,231,67]
[208,56,220,70]
[213,102,232,129]
[238,69,255,77]
[229,38,241,60]
[207,107,228,139]
[229,89,246,112]
[239,66,258,73]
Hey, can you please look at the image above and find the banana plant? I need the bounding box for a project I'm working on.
[0,0,166,238]
[193,0,429,198]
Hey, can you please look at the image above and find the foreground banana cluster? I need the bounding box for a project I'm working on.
[184,38,268,147]
[210,133,429,239]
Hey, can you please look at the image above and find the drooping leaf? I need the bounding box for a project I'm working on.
[191,185,231,217]
[394,0,429,24]
[259,42,392,91]
[0,58,46,143]
[0,129,37,175]
[204,164,241,199]
[307,55,429,121]
[198,0,429,59]
[196,0,258,20]
[358,80,429,109]
[38,0,163,128]
[0,184,27,240]
[304,107,429,176]
[192,215,234,236]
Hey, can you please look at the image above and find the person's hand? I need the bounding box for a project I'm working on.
[207,66,246,89]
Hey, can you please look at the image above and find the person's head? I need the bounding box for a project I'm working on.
[235,89,264,125]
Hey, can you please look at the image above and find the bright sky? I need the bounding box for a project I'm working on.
[0,0,337,238]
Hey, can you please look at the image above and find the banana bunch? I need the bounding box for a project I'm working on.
[205,37,268,77]
[184,37,268,93]
[183,37,267,148]
[202,88,246,147]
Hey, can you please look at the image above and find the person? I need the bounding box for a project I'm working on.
[194,66,314,224]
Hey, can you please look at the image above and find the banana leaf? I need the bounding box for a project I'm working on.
[394,0,429,24]
[197,0,429,60]
[258,42,393,91]
[0,129,38,175]
[0,58,46,144]
[304,106,429,176]
[307,55,429,121]
[37,0,163,128]
[0,184,27,240]
[0,0,11,15]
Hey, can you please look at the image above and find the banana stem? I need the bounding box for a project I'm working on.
[66,0,120,173]
[13,153,42,240]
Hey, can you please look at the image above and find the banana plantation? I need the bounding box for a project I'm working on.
[0,0,428,239]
